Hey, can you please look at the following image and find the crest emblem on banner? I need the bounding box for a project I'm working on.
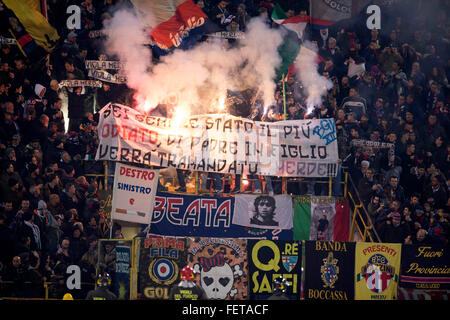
[357,254,398,293]
[282,255,298,272]
[321,252,339,288]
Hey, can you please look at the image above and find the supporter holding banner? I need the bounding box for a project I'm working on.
[111,163,159,225]
[355,242,401,300]
[88,69,127,84]
[400,244,450,290]
[95,103,340,177]
[187,237,248,300]
[59,80,103,88]
[233,194,294,230]
[138,236,188,300]
[304,241,355,300]
[248,240,301,300]
[85,60,125,70]
[148,192,293,240]
[293,196,350,241]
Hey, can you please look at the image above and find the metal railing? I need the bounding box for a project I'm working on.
[345,171,381,243]
[81,160,344,196]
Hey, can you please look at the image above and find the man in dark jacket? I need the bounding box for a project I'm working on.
[378,211,412,243]
[423,175,448,210]
[357,167,381,207]
[67,86,87,133]
[85,273,117,300]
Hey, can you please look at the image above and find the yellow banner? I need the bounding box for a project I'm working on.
[3,0,59,52]
[355,243,401,300]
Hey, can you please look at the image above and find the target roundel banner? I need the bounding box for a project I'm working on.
[138,236,188,300]
[149,258,178,284]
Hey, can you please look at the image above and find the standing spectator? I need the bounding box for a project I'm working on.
[378,45,404,75]
[67,86,88,133]
[17,211,42,252]
[60,182,80,212]
[423,175,448,210]
[383,175,406,204]
[236,3,251,31]
[357,167,381,207]
[44,98,65,134]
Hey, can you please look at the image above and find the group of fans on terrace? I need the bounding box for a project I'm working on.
[0,0,448,299]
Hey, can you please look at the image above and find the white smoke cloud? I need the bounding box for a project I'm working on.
[102,9,283,117]
[294,41,333,115]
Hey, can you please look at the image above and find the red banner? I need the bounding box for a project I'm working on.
[148,0,207,50]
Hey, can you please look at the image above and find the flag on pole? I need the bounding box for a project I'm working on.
[3,0,59,54]
[271,3,306,81]
[271,3,309,39]
[309,0,373,30]
[134,0,220,56]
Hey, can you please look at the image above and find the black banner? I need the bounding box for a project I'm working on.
[248,240,302,300]
[138,236,188,300]
[304,241,355,300]
[400,244,450,290]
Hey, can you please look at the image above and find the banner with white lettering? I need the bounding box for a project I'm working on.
[148,192,293,240]
[114,242,132,299]
[233,194,293,230]
[95,103,339,177]
[209,31,246,39]
[111,162,159,224]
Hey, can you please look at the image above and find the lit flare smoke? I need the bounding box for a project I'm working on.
[295,41,333,115]
[102,8,283,117]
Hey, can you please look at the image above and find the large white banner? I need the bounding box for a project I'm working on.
[232,194,294,230]
[95,103,339,177]
[111,162,159,224]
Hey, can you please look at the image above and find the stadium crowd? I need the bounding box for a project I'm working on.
[0,0,448,299]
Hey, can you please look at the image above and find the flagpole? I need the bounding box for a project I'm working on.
[282,73,287,120]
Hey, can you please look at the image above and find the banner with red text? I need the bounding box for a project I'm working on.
[355,243,401,300]
[111,162,159,224]
[95,103,339,177]
[138,235,188,300]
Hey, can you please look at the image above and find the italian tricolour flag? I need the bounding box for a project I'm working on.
[271,3,309,39]
[272,4,309,81]
[293,195,350,241]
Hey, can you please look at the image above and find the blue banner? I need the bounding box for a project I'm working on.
[148,193,293,240]
[114,242,132,299]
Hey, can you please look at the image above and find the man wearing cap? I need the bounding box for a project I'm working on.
[63,31,80,58]
[378,204,412,243]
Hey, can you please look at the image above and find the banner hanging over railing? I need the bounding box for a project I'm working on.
[95,103,339,177]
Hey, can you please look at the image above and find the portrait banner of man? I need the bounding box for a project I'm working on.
[232,194,294,230]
